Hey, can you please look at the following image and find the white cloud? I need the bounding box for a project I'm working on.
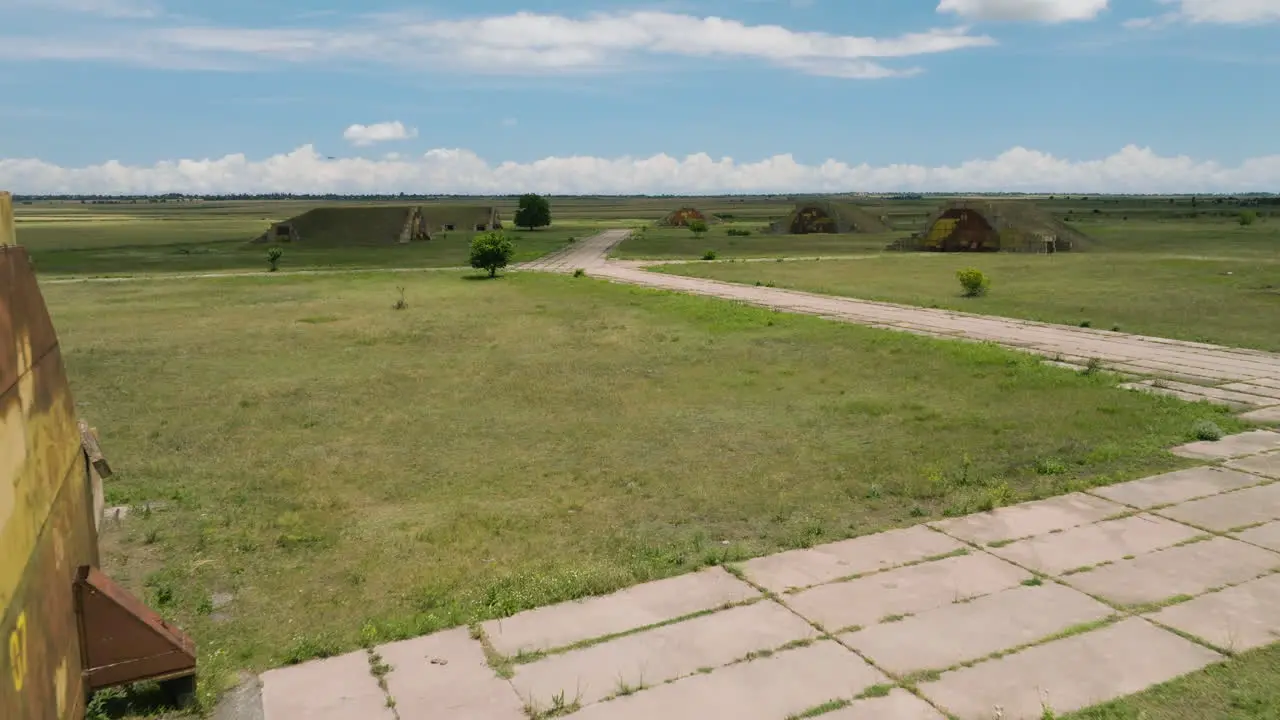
[2,145,1277,195]
[1,0,161,18]
[1131,0,1280,25]
[937,0,1108,22]
[343,121,418,147]
[0,11,996,79]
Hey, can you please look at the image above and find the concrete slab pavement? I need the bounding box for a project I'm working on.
[918,618,1222,720]
[481,566,757,657]
[253,430,1280,720]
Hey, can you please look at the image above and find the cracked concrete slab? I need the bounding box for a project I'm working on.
[1157,482,1280,532]
[1226,450,1280,480]
[1090,467,1265,509]
[735,525,963,593]
[929,493,1123,546]
[510,600,817,708]
[823,689,945,719]
[566,640,886,720]
[842,583,1113,676]
[1170,430,1280,460]
[377,628,524,720]
[1148,574,1280,653]
[1236,521,1280,552]
[1063,537,1280,607]
[785,552,1029,631]
[260,651,393,720]
[481,567,758,657]
[988,513,1203,576]
[918,618,1222,720]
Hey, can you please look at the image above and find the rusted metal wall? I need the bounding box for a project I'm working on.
[1,192,99,720]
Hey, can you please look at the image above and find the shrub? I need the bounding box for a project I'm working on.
[1239,210,1258,226]
[1193,420,1224,441]
[572,268,586,278]
[726,228,752,237]
[701,250,718,261]
[955,268,990,297]
[469,231,514,278]
[689,220,709,238]
[1034,458,1068,476]
[266,247,283,272]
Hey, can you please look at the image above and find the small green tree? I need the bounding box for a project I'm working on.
[1239,210,1258,227]
[266,247,283,272]
[956,268,990,297]
[514,193,552,231]
[688,220,709,238]
[469,231,514,278]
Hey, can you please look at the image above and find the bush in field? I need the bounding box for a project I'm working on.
[689,220,709,238]
[266,247,283,272]
[727,228,752,237]
[469,231,514,278]
[1193,420,1224,441]
[956,268,990,297]
[702,250,718,261]
[1239,210,1258,227]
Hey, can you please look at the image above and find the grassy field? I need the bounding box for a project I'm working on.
[43,269,1244,711]
[656,218,1280,351]
[12,200,619,275]
[610,222,903,260]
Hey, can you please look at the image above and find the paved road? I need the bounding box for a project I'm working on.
[258,430,1280,720]
[517,231,1280,419]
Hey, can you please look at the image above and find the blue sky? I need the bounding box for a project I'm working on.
[0,0,1277,193]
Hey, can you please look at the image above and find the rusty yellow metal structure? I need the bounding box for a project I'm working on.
[0,191,102,720]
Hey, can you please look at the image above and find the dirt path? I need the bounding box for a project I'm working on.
[521,231,1280,415]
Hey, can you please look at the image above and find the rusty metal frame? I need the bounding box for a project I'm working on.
[73,566,197,692]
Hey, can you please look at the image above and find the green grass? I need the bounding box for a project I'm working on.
[24,225,585,276]
[612,223,902,260]
[43,270,1244,709]
[655,220,1280,351]
[12,201,597,275]
[1067,644,1280,719]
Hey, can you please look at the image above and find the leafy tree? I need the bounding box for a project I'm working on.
[469,231,514,278]
[266,247,283,272]
[1239,210,1258,227]
[514,193,552,230]
[688,220,709,238]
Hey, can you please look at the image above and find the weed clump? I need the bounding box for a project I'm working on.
[1193,420,1224,442]
[392,287,408,310]
[266,247,283,272]
[702,250,718,261]
[956,268,990,297]
[727,228,752,237]
[573,268,586,278]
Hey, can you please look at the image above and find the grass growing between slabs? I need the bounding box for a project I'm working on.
[654,220,1280,351]
[1066,643,1280,719]
[45,271,1244,709]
